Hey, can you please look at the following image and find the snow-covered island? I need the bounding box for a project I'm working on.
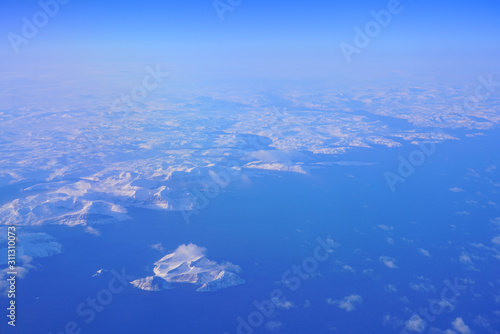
[131,244,245,292]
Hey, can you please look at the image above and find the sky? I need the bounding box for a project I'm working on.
[1,0,500,82]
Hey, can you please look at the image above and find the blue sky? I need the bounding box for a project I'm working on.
[1,0,500,80]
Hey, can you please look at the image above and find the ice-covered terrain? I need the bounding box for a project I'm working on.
[0,77,498,229]
[0,229,62,265]
[0,229,62,293]
[131,244,245,292]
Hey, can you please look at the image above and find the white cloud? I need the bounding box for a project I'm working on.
[150,243,165,252]
[379,256,398,269]
[85,226,101,236]
[265,321,283,330]
[362,268,374,276]
[385,284,397,292]
[459,253,472,264]
[450,187,464,192]
[170,243,206,260]
[473,315,491,329]
[485,165,496,173]
[455,211,470,216]
[419,248,430,257]
[405,314,426,332]
[325,236,339,248]
[452,317,472,334]
[410,282,435,293]
[271,297,295,309]
[436,298,455,312]
[382,314,402,327]
[327,294,362,311]
[342,265,356,273]
[492,235,500,245]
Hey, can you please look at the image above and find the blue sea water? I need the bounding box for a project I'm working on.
[3,129,500,334]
